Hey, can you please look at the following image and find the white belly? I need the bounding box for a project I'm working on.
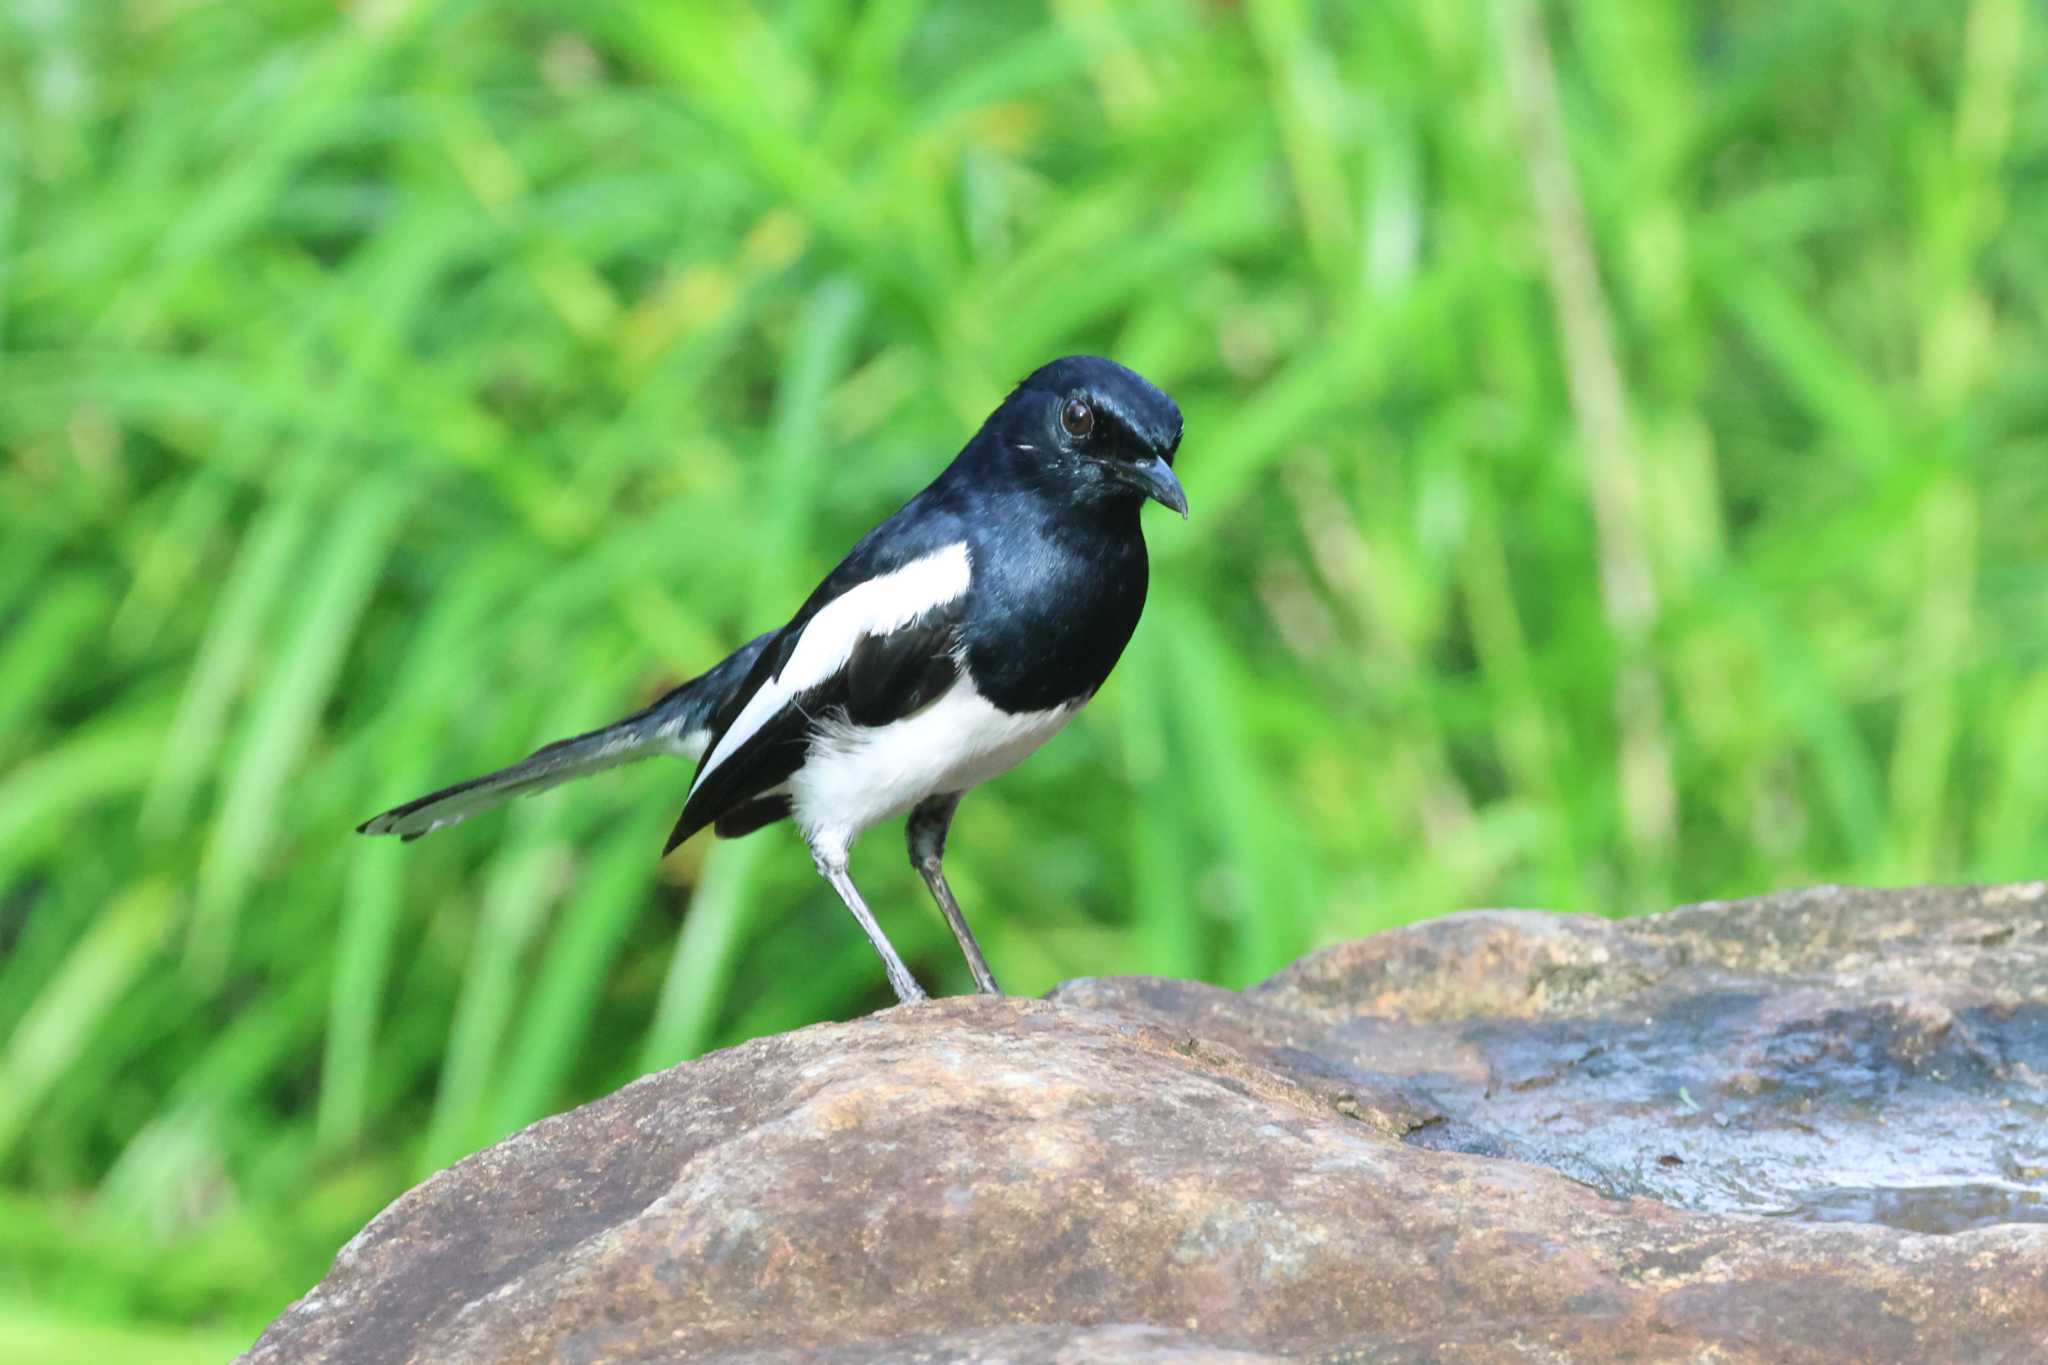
[791,676,1079,859]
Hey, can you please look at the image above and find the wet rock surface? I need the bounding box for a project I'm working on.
[244,884,2048,1363]
[1070,881,2048,1237]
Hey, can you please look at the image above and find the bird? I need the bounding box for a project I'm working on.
[358,355,1186,1003]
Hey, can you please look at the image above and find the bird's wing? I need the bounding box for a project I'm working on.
[664,534,972,852]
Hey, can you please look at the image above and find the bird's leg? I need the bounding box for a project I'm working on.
[907,794,1002,995]
[808,840,927,1004]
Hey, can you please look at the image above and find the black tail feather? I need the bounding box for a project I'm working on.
[357,632,774,841]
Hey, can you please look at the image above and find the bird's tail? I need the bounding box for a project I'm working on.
[356,632,773,841]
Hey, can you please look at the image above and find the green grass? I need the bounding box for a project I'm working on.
[4,0,2047,1352]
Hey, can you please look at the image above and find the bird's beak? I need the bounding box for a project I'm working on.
[1125,455,1189,519]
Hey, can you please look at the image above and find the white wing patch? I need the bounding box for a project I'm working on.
[688,542,972,797]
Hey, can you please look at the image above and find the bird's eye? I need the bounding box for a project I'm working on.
[1060,398,1094,439]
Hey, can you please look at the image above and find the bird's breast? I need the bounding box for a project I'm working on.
[790,674,1080,849]
[960,529,1149,713]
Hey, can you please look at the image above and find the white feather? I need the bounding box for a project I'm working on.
[794,673,1079,862]
[689,543,972,795]
[657,726,712,762]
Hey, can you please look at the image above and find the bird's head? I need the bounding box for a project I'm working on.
[994,356,1187,519]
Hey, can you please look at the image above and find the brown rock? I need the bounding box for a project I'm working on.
[243,884,2048,1363]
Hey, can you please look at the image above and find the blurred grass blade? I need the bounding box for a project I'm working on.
[420,839,565,1175]
[637,834,771,1073]
[317,831,404,1152]
[489,824,662,1136]
[0,882,175,1164]
[1118,627,1204,981]
[189,481,409,976]
[0,580,112,760]
[141,489,319,837]
[0,709,167,882]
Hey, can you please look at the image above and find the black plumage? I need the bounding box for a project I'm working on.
[360,355,1186,1005]
[356,632,771,842]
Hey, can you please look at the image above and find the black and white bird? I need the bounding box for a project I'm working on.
[359,355,1186,1003]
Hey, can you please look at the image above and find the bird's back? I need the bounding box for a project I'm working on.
[669,435,1153,848]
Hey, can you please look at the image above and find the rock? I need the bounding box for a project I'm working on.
[243,884,2048,1363]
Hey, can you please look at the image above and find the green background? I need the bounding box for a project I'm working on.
[4,0,2045,1355]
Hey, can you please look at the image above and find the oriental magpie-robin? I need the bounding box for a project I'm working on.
[359,355,1186,1003]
